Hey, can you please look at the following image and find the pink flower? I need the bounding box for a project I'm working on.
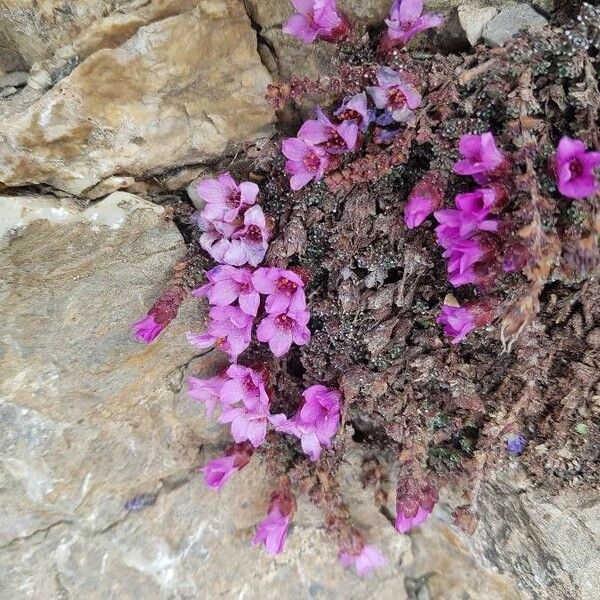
[282,137,330,190]
[283,0,349,44]
[193,265,260,316]
[187,373,227,416]
[252,489,296,555]
[367,67,421,123]
[437,303,475,344]
[382,0,444,50]
[202,442,254,491]
[224,205,270,267]
[187,305,253,361]
[434,188,499,247]
[132,313,163,343]
[252,267,307,314]
[395,482,438,533]
[132,288,185,344]
[444,238,486,287]
[454,132,504,181]
[339,544,386,577]
[554,136,600,200]
[256,310,311,357]
[197,172,258,226]
[220,402,273,447]
[334,92,372,132]
[299,107,359,155]
[405,195,434,229]
[404,172,445,228]
[277,385,341,461]
[219,364,270,409]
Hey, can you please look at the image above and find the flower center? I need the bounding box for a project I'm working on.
[227,188,241,208]
[276,314,295,329]
[322,128,346,150]
[388,87,406,110]
[569,158,583,179]
[276,277,298,294]
[303,150,322,172]
[246,224,263,241]
[400,20,414,32]
[243,374,258,394]
[337,109,361,122]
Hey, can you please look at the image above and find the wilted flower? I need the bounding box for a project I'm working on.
[334,92,372,132]
[252,267,307,314]
[282,137,330,190]
[197,172,258,226]
[252,485,296,555]
[187,305,253,361]
[367,67,421,123]
[554,136,600,200]
[454,132,504,182]
[339,544,386,577]
[202,442,254,491]
[437,303,476,344]
[193,265,260,317]
[187,373,228,417]
[256,309,311,356]
[382,0,444,50]
[283,0,349,44]
[299,107,359,154]
[395,481,438,533]
[277,385,341,461]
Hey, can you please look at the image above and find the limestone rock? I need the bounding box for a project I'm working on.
[482,3,548,46]
[458,4,500,46]
[0,1,274,196]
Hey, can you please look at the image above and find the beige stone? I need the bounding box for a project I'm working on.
[0,1,274,196]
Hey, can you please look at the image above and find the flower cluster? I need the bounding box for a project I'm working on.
[283,67,421,190]
[380,0,444,53]
[283,0,350,44]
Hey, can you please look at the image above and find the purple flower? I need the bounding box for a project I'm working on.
[256,310,311,357]
[132,313,163,343]
[252,504,291,554]
[193,265,261,317]
[187,305,253,361]
[223,205,270,267]
[554,136,600,200]
[277,385,341,461]
[437,303,476,344]
[132,289,185,344]
[252,267,307,314]
[339,545,386,577]
[444,238,485,287]
[282,0,349,44]
[219,364,270,409]
[405,196,434,229]
[382,0,444,49]
[187,373,227,417]
[197,172,258,225]
[298,107,359,154]
[367,67,421,123]
[282,137,330,191]
[395,482,437,533]
[454,132,504,181]
[334,92,372,133]
[202,442,254,491]
[506,434,527,455]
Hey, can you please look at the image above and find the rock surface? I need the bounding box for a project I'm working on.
[0,1,274,196]
[0,193,522,599]
[482,3,548,46]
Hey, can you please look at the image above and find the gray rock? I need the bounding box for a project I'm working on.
[458,4,500,46]
[482,3,548,47]
[0,70,28,88]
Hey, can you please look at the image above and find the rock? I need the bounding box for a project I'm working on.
[0,71,28,88]
[0,1,274,196]
[458,4,500,46]
[0,192,522,598]
[482,3,548,47]
[473,469,600,600]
